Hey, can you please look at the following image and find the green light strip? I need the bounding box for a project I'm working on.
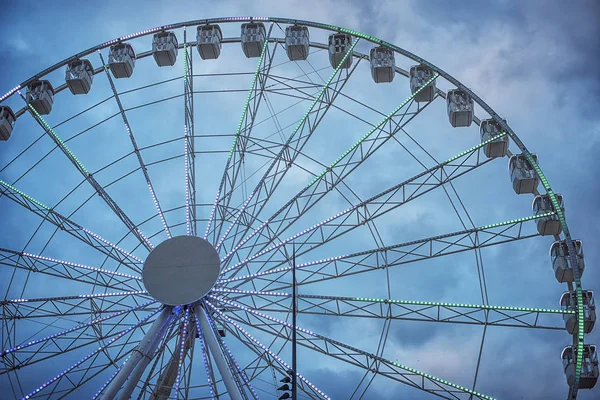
[444,132,507,164]
[0,180,49,210]
[391,360,496,400]
[351,297,573,314]
[270,37,358,168]
[27,104,89,175]
[309,131,507,189]
[227,35,271,160]
[308,73,439,187]
[523,153,586,383]
[478,211,554,230]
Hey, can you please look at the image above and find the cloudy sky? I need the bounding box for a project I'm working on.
[0,0,599,399]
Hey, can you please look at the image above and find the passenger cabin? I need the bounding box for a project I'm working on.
[370,46,395,83]
[0,106,16,141]
[241,22,266,58]
[561,290,596,334]
[152,31,178,67]
[550,239,585,283]
[409,65,436,102]
[285,25,310,61]
[446,89,474,127]
[66,59,94,95]
[533,194,564,236]
[562,345,598,390]
[328,33,353,69]
[27,80,54,115]
[197,24,223,60]
[480,118,509,158]
[108,43,136,78]
[508,153,539,194]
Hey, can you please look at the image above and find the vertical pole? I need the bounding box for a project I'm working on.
[292,245,297,400]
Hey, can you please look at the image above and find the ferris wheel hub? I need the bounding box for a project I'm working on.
[142,235,220,306]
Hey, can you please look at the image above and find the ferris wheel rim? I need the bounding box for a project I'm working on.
[0,16,589,399]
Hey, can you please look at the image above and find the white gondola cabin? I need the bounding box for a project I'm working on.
[550,239,585,283]
[370,46,395,83]
[27,80,54,115]
[152,31,178,67]
[328,33,353,69]
[480,118,509,158]
[108,43,136,78]
[532,194,564,236]
[285,25,309,61]
[197,24,222,60]
[409,65,436,102]
[0,106,16,141]
[447,89,474,127]
[66,59,94,95]
[561,290,596,334]
[508,153,539,194]
[562,345,598,390]
[241,22,266,58]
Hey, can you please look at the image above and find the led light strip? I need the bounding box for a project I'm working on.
[309,73,439,186]
[22,307,161,399]
[206,302,331,400]
[220,132,509,276]
[192,312,217,400]
[204,28,272,241]
[202,304,260,399]
[173,307,190,397]
[216,37,359,254]
[3,290,148,304]
[1,300,156,357]
[209,296,495,400]
[212,288,574,315]
[21,252,141,280]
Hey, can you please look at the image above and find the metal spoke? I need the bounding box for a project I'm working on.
[204,24,277,244]
[98,51,172,239]
[211,290,570,330]
[209,298,496,400]
[19,92,154,251]
[0,300,157,375]
[214,40,361,257]
[183,28,197,236]
[0,248,143,291]
[19,307,161,399]
[219,77,436,268]
[220,135,503,280]
[208,303,332,400]
[219,212,549,290]
[0,180,143,274]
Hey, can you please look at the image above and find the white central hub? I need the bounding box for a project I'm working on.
[142,236,220,306]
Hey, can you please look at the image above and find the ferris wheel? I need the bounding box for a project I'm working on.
[0,16,597,400]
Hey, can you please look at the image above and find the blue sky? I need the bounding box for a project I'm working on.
[0,0,599,399]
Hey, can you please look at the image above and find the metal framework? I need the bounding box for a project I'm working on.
[0,16,592,400]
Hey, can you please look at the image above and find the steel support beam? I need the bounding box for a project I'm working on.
[195,306,243,400]
[149,316,196,400]
[101,306,172,399]
[117,308,175,400]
